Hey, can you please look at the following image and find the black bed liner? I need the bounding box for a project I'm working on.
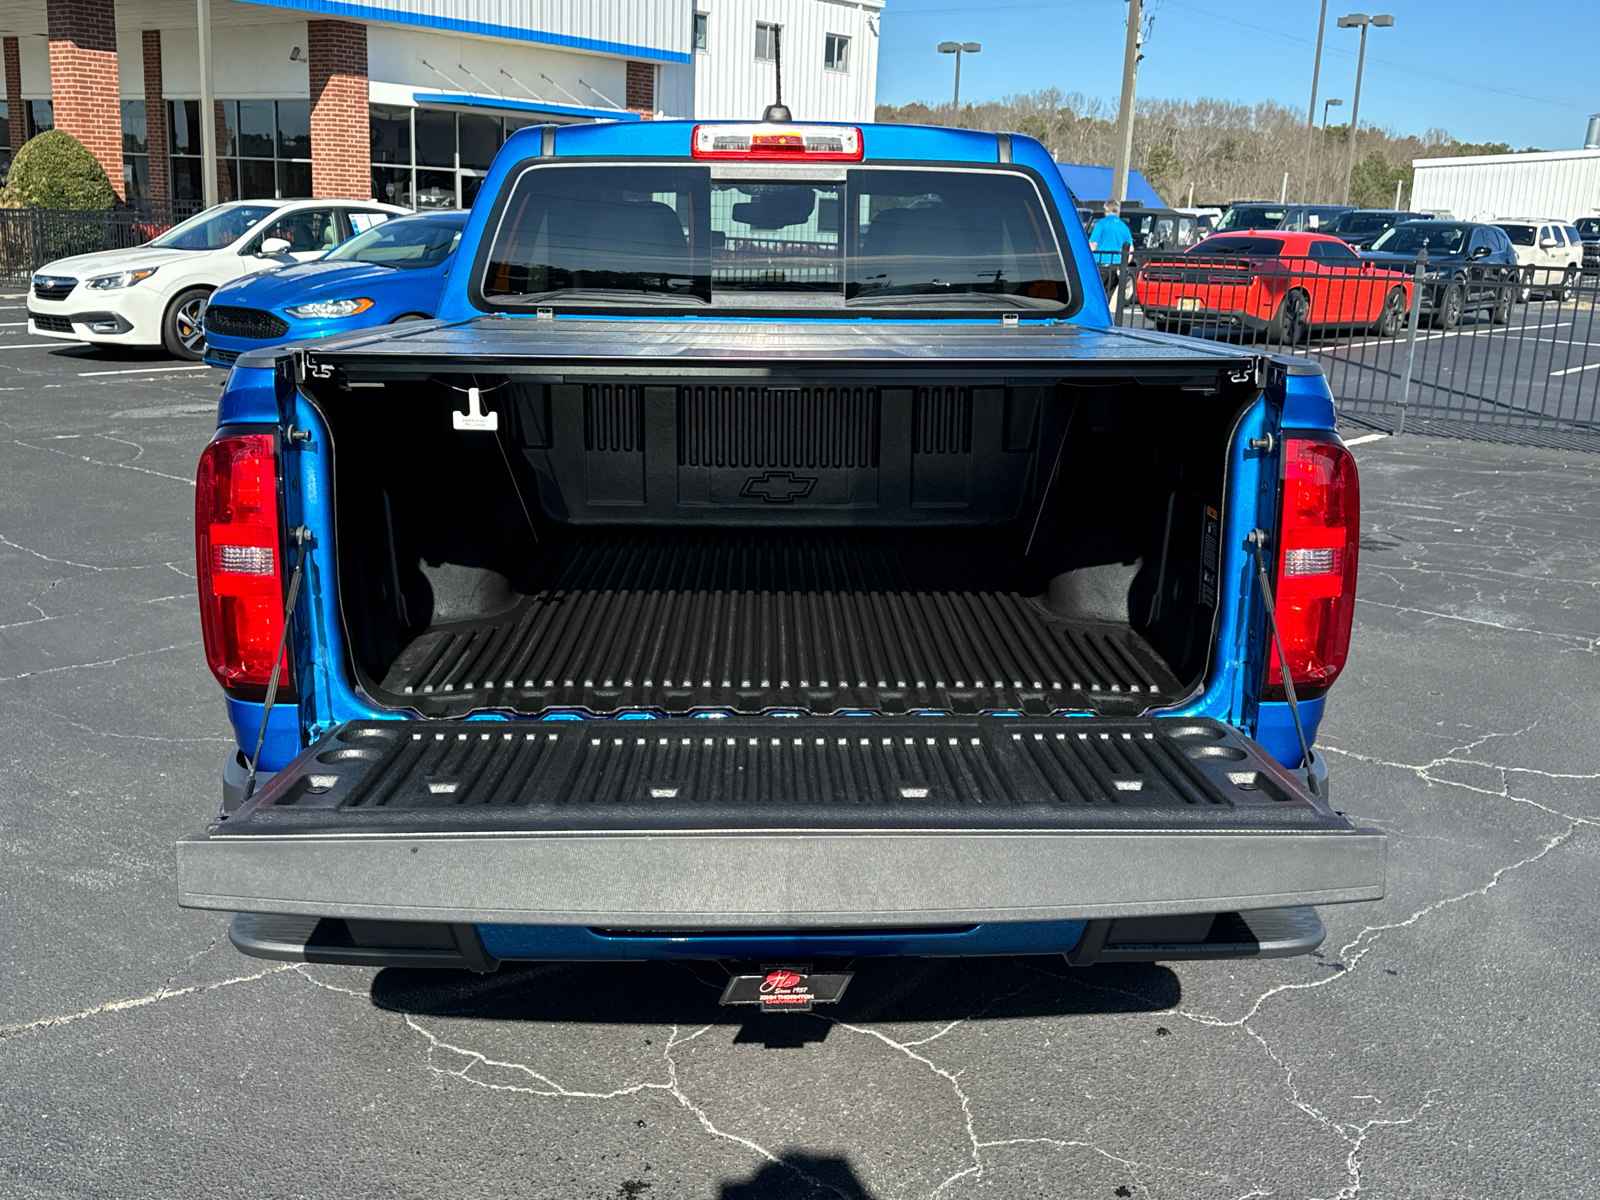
[376,532,1180,717]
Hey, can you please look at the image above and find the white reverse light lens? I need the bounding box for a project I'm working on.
[86,268,158,290]
[284,298,375,319]
[214,544,275,576]
[1283,547,1339,576]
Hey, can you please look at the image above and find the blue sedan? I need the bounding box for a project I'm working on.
[202,211,468,366]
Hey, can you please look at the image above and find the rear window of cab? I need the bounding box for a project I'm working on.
[473,163,1077,313]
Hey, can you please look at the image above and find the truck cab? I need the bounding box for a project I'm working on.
[178,120,1383,991]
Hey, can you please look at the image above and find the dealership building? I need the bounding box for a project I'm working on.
[0,0,882,209]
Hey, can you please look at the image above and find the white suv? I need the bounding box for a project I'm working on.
[28,198,409,359]
[1493,218,1584,302]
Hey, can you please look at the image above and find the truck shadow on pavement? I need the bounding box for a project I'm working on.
[368,956,1180,1049]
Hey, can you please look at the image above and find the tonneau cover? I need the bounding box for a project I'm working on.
[289,316,1264,376]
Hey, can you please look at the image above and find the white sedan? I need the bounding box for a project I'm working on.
[27,198,409,359]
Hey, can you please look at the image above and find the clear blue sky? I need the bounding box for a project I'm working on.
[875,0,1593,152]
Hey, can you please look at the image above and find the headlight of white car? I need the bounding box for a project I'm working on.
[284,298,375,319]
[86,267,158,290]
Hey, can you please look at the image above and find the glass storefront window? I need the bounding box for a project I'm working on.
[237,101,275,159]
[277,100,311,159]
[168,98,310,202]
[372,166,413,208]
[372,107,568,210]
[416,110,456,168]
[238,158,275,200]
[28,99,52,138]
[458,113,502,170]
[278,160,311,199]
[371,106,411,165]
[416,169,456,209]
[121,101,147,155]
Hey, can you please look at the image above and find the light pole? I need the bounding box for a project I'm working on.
[936,41,981,111]
[1301,0,1331,202]
[1337,13,1393,204]
[1320,98,1342,202]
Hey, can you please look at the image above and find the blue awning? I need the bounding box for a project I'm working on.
[412,92,641,123]
[1055,163,1165,208]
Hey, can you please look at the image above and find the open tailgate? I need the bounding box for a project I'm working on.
[178,716,1385,928]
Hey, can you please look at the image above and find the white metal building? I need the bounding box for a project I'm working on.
[1410,148,1600,222]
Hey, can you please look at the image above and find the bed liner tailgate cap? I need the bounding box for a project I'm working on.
[178,716,1385,928]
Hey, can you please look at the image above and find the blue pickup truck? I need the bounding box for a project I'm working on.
[177,118,1383,1004]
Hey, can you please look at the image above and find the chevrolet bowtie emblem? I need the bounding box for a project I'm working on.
[740,471,818,503]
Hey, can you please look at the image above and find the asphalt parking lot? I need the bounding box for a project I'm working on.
[2,290,1598,1200]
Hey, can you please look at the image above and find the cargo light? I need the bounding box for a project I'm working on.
[195,433,293,696]
[691,123,863,161]
[1265,432,1360,699]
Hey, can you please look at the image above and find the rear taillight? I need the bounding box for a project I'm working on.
[1266,432,1360,699]
[195,433,291,695]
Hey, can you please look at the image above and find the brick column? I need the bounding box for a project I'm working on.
[142,30,168,203]
[46,0,124,199]
[4,37,24,157]
[307,20,369,200]
[626,61,655,118]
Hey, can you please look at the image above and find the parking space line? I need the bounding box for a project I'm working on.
[1549,362,1600,377]
[1344,432,1389,446]
[0,321,29,326]
[0,342,73,350]
[77,364,212,377]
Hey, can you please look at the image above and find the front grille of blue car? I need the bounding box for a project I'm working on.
[204,305,290,340]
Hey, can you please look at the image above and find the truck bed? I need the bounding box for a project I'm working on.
[377,530,1179,717]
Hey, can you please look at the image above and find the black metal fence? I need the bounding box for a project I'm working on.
[1108,247,1600,450]
[0,203,203,286]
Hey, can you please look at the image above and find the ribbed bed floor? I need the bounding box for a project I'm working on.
[376,532,1182,716]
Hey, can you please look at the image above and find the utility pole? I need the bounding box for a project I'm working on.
[1301,0,1330,203]
[197,0,218,207]
[1109,0,1143,206]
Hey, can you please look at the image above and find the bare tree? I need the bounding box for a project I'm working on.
[877,91,1496,207]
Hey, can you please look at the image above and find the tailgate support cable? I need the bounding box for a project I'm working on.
[1247,528,1319,799]
[243,527,310,804]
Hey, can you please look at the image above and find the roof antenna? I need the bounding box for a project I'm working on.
[762,25,792,122]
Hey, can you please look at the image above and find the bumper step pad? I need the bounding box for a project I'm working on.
[377,533,1180,717]
[179,717,1385,928]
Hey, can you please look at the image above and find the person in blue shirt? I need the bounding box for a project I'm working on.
[1088,200,1135,306]
[1089,200,1134,267]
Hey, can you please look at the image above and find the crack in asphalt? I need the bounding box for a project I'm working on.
[0,965,294,1041]
[11,437,195,486]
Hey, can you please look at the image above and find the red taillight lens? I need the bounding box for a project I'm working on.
[195,433,291,694]
[1266,433,1360,698]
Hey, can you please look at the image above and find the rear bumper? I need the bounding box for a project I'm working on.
[227,905,1326,967]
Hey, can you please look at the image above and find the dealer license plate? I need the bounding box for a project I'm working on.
[719,964,853,1013]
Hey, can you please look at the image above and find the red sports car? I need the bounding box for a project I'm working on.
[1136,230,1414,342]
